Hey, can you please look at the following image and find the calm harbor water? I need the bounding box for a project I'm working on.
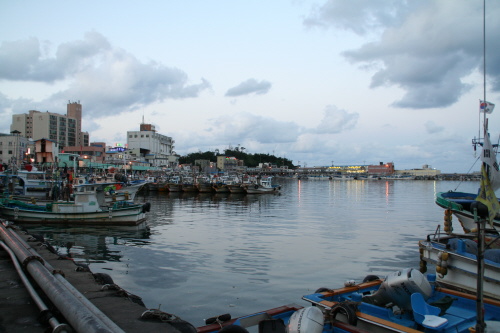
[24,179,480,327]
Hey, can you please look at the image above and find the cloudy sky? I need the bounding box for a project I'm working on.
[1,0,499,173]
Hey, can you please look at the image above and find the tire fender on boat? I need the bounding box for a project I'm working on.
[362,275,380,283]
[327,302,358,326]
[142,202,151,213]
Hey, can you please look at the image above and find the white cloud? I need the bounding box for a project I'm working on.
[225,79,272,97]
[314,105,358,134]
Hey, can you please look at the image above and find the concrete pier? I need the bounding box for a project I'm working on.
[0,222,197,333]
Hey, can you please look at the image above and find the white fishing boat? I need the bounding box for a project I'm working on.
[0,183,150,226]
[73,176,145,203]
[243,176,280,194]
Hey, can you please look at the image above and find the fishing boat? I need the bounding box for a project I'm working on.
[243,176,280,194]
[436,190,500,233]
[72,176,145,203]
[419,229,500,302]
[0,168,62,197]
[102,182,146,203]
[165,175,182,192]
[181,176,198,192]
[434,0,500,235]
[301,268,500,333]
[212,176,230,193]
[197,269,500,332]
[0,183,150,226]
[196,175,215,193]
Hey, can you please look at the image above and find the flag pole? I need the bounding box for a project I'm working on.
[482,0,486,130]
[475,1,487,332]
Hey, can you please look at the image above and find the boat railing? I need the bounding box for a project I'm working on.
[430,224,445,243]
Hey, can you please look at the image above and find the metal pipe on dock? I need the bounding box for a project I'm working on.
[0,223,126,333]
[6,228,126,332]
[0,240,70,333]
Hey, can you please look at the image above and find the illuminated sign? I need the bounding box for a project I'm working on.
[110,147,126,152]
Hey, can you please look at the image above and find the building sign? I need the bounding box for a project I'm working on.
[110,146,127,152]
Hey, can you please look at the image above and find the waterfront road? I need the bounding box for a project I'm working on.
[0,221,196,333]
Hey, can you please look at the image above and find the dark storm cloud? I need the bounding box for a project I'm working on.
[304,1,500,109]
[225,79,272,97]
[0,32,211,117]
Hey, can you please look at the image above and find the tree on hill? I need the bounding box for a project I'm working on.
[178,149,294,169]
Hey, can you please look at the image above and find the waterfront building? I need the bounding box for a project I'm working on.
[33,138,59,165]
[367,162,395,175]
[216,155,244,171]
[10,101,89,150]
[127,122,177,168]
[0,131,29,167]
[62,142,106,163]
[395,164,441,178]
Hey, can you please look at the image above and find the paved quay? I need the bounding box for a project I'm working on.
[0,221,197,333]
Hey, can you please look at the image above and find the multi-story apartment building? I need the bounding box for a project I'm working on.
[127,123,176,167]
[11,101,89,150]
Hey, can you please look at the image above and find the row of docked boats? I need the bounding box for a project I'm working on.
[148,174,281,194]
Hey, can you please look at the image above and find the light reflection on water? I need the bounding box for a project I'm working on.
[23,179,480,327]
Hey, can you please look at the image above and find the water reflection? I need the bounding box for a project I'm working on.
[23,225,152,264]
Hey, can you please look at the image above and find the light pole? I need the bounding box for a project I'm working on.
[10,130,21,172]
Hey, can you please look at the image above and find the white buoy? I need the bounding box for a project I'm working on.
[287,307,324,333]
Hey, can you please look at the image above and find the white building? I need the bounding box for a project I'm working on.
[127,123,177,167]
[0,131,30,168]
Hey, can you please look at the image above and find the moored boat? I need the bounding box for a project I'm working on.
[243,176,280,194]
[181,176,198,192]
[419,231,500,302]
[197,268,500,332]
[196,175,214,193]
[165,175,182,192]
[301,268,500,333]
[226,184,245,193]
[0,183,150,226]
[436,191,500,233]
